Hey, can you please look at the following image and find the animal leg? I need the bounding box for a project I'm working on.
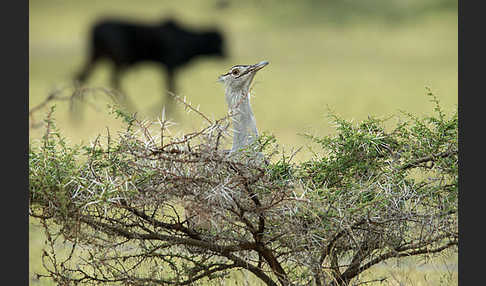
[165,69,177,101]
[75,57,97,85]
[111,64,125,91]
[109,65,135,110]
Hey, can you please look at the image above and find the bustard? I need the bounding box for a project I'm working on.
[218,60,269,154]
[185,61,269,232]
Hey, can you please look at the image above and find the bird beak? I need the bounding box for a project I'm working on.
[235,60,269,79]
[250,61,269,73]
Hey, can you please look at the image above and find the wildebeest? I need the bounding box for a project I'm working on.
[75,18,226,108]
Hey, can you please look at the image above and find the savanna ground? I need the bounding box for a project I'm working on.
[29,0,457,285]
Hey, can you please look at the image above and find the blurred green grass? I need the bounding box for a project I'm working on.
[29,0,457,151]
[29,0,457,285]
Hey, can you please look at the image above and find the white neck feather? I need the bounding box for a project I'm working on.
[225,89,259,153]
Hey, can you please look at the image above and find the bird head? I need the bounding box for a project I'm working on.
[218,61,269,96]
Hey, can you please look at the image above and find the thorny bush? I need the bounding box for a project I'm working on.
[29,91,457,286]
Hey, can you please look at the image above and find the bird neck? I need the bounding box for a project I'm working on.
[225,88,259,153]
[225,89,251,112]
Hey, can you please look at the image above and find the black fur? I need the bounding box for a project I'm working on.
[76,18,226,104]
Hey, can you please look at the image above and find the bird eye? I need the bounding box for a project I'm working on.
[232,69,240,76]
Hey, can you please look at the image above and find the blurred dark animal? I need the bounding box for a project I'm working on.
[75,18,226,107]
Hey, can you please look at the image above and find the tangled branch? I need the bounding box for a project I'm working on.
[29,91,457,286]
